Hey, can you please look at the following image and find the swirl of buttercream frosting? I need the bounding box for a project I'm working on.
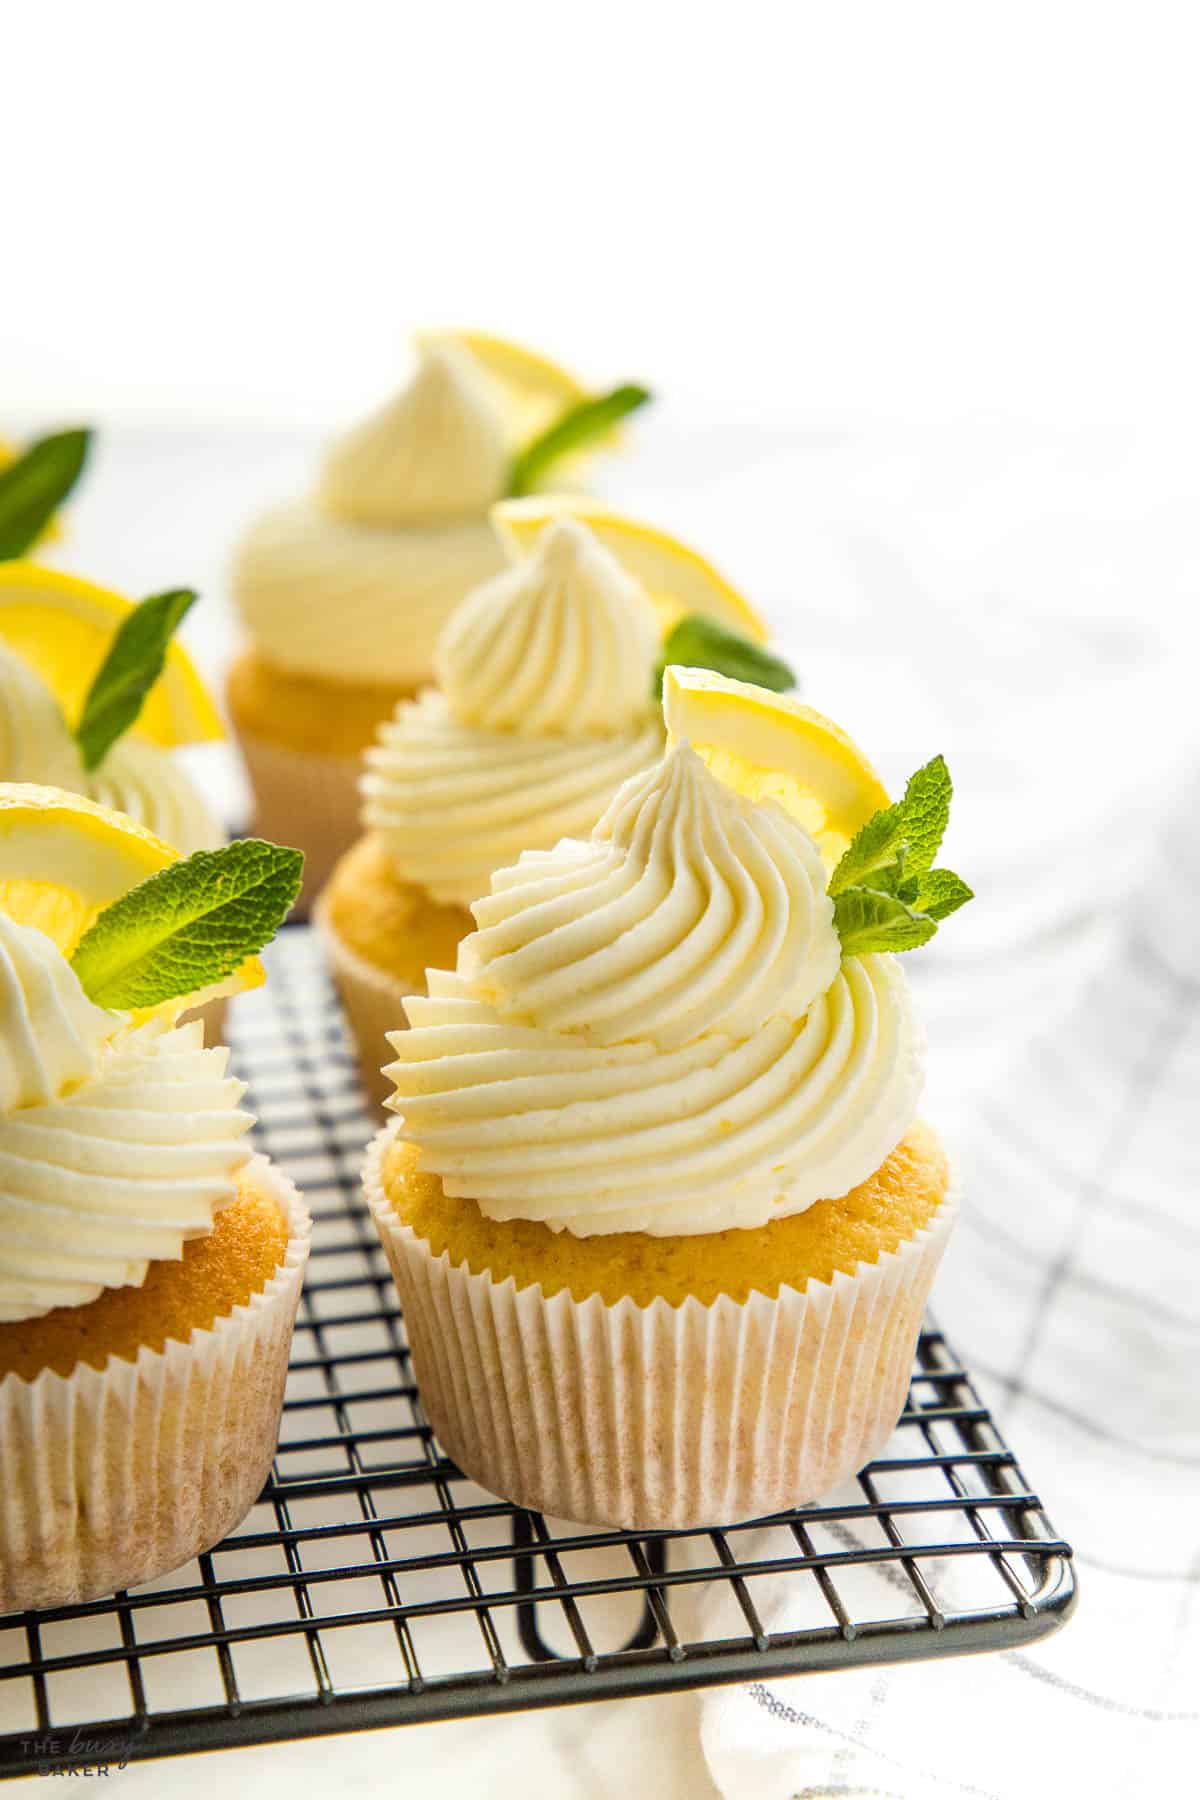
[85,737,224,854]
[0,946,253,1321]
[362,689,663,908]
[462,745,841,1048]
[231,502,503,688]
[383,749,924,1237]
[0,916,118,1114]
[0,644,83,788]
[435,520,660,738]
[319,343,510,528]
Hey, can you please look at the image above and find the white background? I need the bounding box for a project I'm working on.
[4,2,1200,434]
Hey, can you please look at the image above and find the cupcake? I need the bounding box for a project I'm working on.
[229,332,651,907]
[366,669,972,1528]
[0,784,309,1611]
[0,569,229,1031]
[316,511,790,1107]
[314,517,664,1105]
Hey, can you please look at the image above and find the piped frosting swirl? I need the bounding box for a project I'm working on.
[0,915,117,1113]
[0,644,83,788]
[319,343,510,528]
[0,924,253,1322]
[385,747,924,1237]
[362,520,664,906]
[435,520,659,737]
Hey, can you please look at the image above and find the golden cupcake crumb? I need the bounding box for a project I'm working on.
[0,1170,291,1382]
[382,1122,951,1307]
[227,647,414,757]
[324,832,472,980]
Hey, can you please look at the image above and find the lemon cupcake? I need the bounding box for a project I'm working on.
[365,671,971,1528]
[0,786,309,1611]
[229,332,650,907]
[317,512,791,1107]
[315,518,663,1105]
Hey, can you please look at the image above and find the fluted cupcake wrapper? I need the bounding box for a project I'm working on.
[233,728,363,913]
[315,895,419,1111]
[365,1121,958,1530]
[0,1158,311,1615]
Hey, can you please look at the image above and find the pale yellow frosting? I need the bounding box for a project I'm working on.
[232,340,518,686]
[0,924,252,1322]
[362,520,664,906]
[319,344,509,527]
[0,644,83,788]
[0,916,116,1113]
[385,747,924,1238]
[435,520,659,737]
[0,644,223,855]
[231,502,503,689]
[463,745,841,1047]
[85,737,224,854]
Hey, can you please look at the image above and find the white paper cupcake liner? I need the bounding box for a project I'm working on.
[233,728,363,913]
[314,895,421,1110]
[365,1120,958,1530]
[0,1157,311,1614]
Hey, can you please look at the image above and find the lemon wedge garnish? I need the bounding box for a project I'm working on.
[0,784,262,1012]
[662,667,890,866]
[416,330,586,446]
[0,564,223,749]
[490,497,770,643]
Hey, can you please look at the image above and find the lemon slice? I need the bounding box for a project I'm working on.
[0,563,223,749]
[415,330,587,446]
[491,497,770,642]
[662,667,890,865]
[0,784,262,1010]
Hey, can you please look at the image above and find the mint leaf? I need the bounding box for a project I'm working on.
[833,889,938,956]
[654,616,795,698]
[828,799,908,896]
[830,754,971,956]
[910,867,973,921]
[0,428,92,559]
[75,588,198,770]
[508,384,651,497]
[899,754,952,875]
[830,755,953,895]
[71,839,303,1010]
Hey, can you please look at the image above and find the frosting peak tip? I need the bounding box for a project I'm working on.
[319,340,509,529]
[433,518,658,739]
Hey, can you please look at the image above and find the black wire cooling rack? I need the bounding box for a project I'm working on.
[0,929,1075,1778]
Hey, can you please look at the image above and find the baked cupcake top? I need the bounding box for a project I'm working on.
[0,574,225,854]
[385,676,972,1237]
[0,790,302,1322]
[232,333,651,690]
[360,519,666,907]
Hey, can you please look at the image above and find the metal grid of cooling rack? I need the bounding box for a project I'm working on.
[0,928,1075,1778]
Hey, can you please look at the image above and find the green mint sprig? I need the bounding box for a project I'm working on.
[829,755,972,956]
[508,384,651,497]
[0,429,92,560]
[75,588,198,770]
[654,615,796,698]
[71,839,304,1010]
